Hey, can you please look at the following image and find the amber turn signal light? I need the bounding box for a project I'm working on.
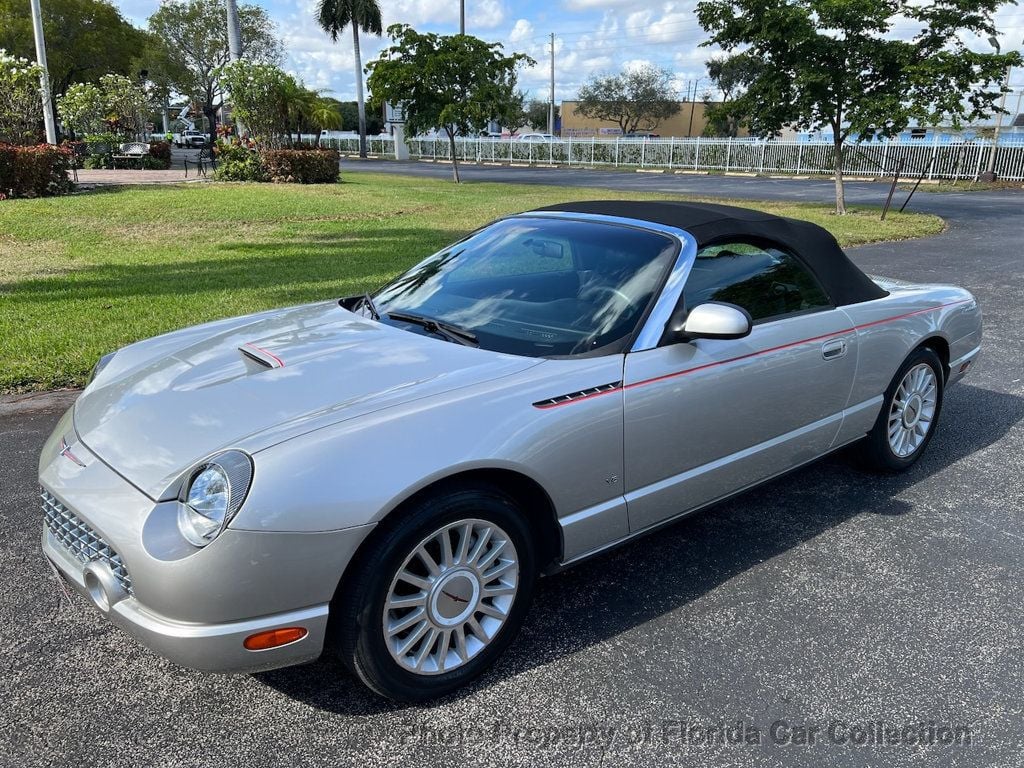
[243,627,308,651]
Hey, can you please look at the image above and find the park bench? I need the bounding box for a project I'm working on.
[111,142,150,169]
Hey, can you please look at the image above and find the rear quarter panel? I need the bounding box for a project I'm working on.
[840,282,979,437]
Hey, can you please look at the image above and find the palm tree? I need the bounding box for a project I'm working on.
[317,0,383,158]
[309,98,343,146]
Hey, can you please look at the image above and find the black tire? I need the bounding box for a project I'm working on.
[858,346,945,472]
[333,485,537,702]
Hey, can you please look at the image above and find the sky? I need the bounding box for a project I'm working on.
[113,0,1024,105]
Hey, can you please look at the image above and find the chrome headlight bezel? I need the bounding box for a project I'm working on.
[176,450,253,547]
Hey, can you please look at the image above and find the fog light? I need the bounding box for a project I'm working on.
[243,627,308,651]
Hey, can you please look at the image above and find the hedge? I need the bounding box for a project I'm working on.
[260,148,340,184]
[148,141,172,169]
[0,143,74,199]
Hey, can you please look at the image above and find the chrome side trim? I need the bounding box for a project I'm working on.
[556,433,866,569]
[624,410,845,508]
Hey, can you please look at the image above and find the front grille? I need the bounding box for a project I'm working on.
[41,488,133,595]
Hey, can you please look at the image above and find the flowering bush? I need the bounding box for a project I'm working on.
[260,148,340,183]
[0,50,45,145]
[148,141,172,169]
[0,143,74,198]
[58,75,150,139]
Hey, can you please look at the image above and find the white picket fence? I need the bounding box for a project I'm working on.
[319,136,1024,182]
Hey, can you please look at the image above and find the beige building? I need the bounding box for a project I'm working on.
[560,100,747,138]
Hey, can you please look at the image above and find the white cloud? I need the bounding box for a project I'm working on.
[509,19,535,43]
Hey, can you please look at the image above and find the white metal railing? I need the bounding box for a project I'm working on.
[321,135,1024,181]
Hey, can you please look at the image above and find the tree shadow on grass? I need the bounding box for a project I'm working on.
[0,227,467,304]
[256,382,1024,715]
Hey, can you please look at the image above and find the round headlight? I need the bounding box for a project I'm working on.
[177,451,253,547]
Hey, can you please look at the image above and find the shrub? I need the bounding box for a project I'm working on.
[82,132,120,169]
[213,142,267,182]
[260,148,340,183]
[0,143,74,198]
[148,140,171,169]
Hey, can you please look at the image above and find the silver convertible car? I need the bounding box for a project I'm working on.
[40,201,981,700]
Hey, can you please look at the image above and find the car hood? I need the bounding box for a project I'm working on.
[74,301,540,499]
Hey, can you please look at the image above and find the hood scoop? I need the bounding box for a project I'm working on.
[239,342,285,369]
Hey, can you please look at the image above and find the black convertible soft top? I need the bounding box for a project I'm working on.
[532,200,887,306]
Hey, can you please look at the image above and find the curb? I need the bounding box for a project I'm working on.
[0,389,81,417]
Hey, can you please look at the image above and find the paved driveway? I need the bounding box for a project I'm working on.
[3,169,1022,767]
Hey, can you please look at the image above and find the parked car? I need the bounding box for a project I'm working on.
[515,132,557,142]
[175,130,207,148]
[40,201,980,701]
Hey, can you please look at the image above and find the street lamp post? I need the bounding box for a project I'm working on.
[225,0,245,138]
[29,0,57,144]
[981,64,1012,182]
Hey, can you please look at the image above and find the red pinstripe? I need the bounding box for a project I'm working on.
[533,299,970,409]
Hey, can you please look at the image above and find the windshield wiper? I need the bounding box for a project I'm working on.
[387,311,479,347]
[354,292,380,320]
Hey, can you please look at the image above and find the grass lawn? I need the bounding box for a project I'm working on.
[0,174,944,393]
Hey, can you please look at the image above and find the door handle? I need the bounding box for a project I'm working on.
[821,339,848,360]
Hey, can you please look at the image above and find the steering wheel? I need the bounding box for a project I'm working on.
[579,284,636,313]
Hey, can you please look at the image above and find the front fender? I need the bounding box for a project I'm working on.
[230,356,626,534]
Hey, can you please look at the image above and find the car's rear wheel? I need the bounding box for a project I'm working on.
[859,346,944,472]
[333,486,537,701]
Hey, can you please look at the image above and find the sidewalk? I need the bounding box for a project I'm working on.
[72,168,209,187]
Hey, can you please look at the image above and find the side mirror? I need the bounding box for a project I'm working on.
[669,302,752,342]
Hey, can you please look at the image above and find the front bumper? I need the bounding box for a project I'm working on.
[39,407,375,673]
[44,528,328,672]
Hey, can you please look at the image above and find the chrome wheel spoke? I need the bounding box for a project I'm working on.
[387,592,427,610]
[887,363,938,459]
[383,517,520,676]
[388,606,426,635]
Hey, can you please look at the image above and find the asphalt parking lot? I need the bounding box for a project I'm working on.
[3,169,1022,767]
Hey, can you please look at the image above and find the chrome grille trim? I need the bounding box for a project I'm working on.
[41,487,133,595]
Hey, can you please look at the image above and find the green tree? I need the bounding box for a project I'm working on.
[523,98,558,131]
[58,75,150,137]
[309,98,343,145]
[148,0,282,144]
[0,0,147,98]
[576,65,681,135]
[697,0,1021,213]
[367,25,533,182]
[317,0,383,159]
[0,50,44,145]
[216,61,293,148]
[702,54,760,137]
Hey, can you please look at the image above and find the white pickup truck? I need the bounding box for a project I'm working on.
[173,130,208,148]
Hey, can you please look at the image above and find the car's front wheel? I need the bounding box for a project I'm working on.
[860,346,945,471]
[333,486,537,701]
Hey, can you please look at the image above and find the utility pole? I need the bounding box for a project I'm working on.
[982,64,1012,181]
[460,0,465,35]
[29,0,57,144]
[687,80,698,138]
[224,0,245,138]
[548,33,555,136]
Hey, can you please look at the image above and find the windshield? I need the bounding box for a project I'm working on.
[371,216,677,357]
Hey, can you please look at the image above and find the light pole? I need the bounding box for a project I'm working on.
[225,0,245,138]
[459,0,465,35]
[980,35,1020,182]
[29,0,57,144]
